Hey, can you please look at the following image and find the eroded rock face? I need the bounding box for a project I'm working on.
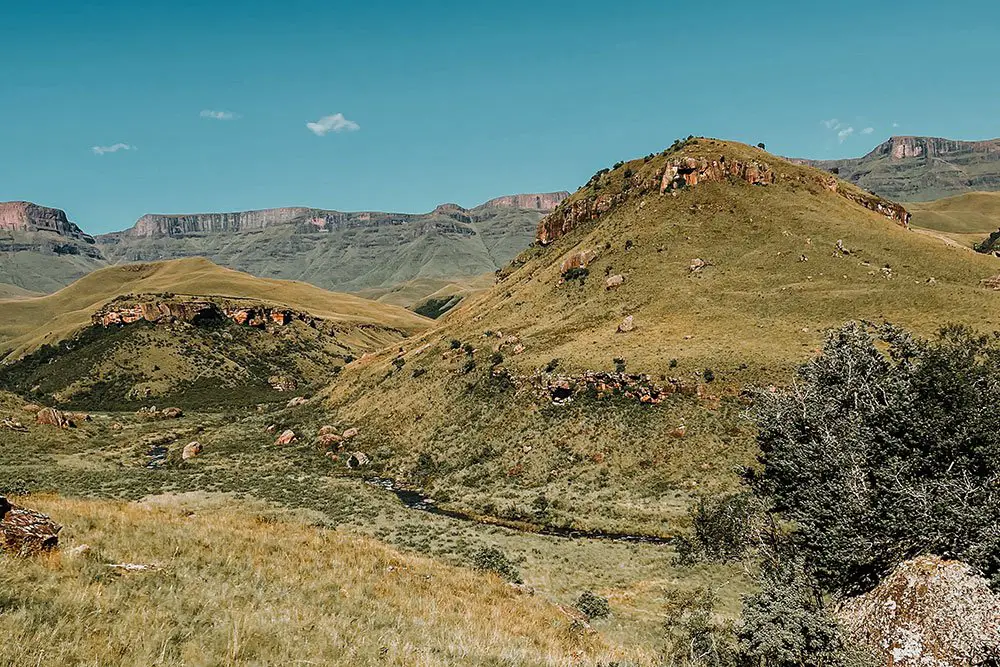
[536,156,910,245]
[93,298,323,331]
[836,556,1000,667]
[0,497,62,555]
[0,201,95,243]
[478,192,569,211]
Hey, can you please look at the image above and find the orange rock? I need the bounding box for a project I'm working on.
[275,430,297,446]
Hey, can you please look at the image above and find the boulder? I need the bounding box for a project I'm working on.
[21,403,42,414]
[617,315,635,333]
[318,425,338,436]
[342,427,359,440]
[315,434,343,449]
[161,407,184,419]
[35,407,72,429]
[605,274,625,290]
[275,430,297,446]
[0,497,62,555]
[286,396,308,408]
[346,451,370,469]
[559,249,598,275]
[836,556,1000,667]
[181,441,203,460]
[689,258,708,273]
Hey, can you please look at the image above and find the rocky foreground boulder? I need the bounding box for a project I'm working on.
[837,556,1000,667]
[0,497,62,555]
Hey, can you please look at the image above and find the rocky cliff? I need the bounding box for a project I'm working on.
[0,201,107,294]
[106,193,569,240]
[536,152,909,245]
[793,136,1000,202]
[95,193,570,302]
[0,201,95,243]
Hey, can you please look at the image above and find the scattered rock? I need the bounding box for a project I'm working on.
[512,343,526,355]
[927,277,938,285]
[881,266,894,280]
[315,434,343,449]
[21,404,42,414]
[605,274,625,289]
[836,556,1000,667]
[35,407,73,429]
[0,496,62,555]
[161,407,183,419]
[835,239,850,256]
[981,275,1000,290]
[689,258,708,273]
[617,315,635,333]
[1,417,27,432]
[181,441,203,460]
[670,425,687,438]
[275,430,297,446]
[319,425,338,436]
[66,544,93,559]
[268,374,298,392]
[342,427,359,440]
[799,254,808,262]
[286,396,308,408]
[560,249,598,275]
[346,451,370,469]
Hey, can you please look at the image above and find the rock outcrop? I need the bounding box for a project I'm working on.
[0,497,62,555]
[92,298,328,331]
[478,192,570,211]
[0,201,95,243]
[836,556,1000,667]
[536,154,909,245]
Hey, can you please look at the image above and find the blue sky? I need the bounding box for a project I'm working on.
[2,0,999,233]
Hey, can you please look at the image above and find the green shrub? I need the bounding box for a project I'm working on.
[450,339,461,349]
[703,368,715,383]
[471,546,522,584]
[576,590,610,620]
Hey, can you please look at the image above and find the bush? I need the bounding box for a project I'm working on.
[703,368,715,383]
[471,547,522,583]
[489,352,503,367]
[675,493,769,565]
[613,357,627,373]
[544,358,560,373]
[752,322,1000,593]
[450,339,461,349]
[563,267,588,282]
[576,590,610,620]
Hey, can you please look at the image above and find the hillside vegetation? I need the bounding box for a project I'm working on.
[317,138,1000,537]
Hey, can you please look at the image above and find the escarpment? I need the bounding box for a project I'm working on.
[536,146,910,245]
[0,201,95,243]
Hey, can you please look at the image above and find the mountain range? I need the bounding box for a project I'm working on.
[793,135,1000,202]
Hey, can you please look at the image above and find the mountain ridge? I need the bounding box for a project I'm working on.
[791,135,1000,201]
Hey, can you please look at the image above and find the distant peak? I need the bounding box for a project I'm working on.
[477,192,570,212]
[0,200,94,243]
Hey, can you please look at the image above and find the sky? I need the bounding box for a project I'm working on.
[2,0,1000,234]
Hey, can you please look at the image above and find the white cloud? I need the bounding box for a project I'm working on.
[861,127,875,135]
[200,109,239,120]
[892,121,900,128]
[306,113,360,136]
[91,143,136,155]
[838,127,855,143]
[822,118,842,130]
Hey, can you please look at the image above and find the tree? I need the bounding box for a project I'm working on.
[751,322,1000,593]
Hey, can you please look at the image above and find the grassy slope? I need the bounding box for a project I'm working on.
[0,230,109,294]
[0,390,741,660]
[318,139,1000,536]
[0,494,642,666]
[0,282,41,299]
[907,191,1000,249]
[0,257,430,361]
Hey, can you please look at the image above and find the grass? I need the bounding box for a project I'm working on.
[0,389,748,661]
[0,494,648,666]
[0,257,430,362]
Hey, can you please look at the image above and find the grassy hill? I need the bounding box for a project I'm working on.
[0,258,430,409]
[315,138,1000,538]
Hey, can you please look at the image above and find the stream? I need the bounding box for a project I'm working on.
[367,477,674,546]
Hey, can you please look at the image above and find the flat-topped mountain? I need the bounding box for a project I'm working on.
[95,193,570,307]
[793,136,1000,202]
[0,201,107,294]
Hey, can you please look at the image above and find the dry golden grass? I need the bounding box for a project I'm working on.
[0,257,430,361]
[908,191,1000,234]
[0,494,651,666]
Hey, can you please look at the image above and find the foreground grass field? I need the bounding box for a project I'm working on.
[0,495,650,666]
